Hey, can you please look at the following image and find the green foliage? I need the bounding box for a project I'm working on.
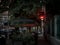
[0,6,8,13]
[9,0,46,14]
[1,0,9,6]
[0,0,9,13]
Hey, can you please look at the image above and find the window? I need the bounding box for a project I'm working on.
[56,16,60,39]
[52,18,54,36]
[50,18,54,36]
[54,15,60,39]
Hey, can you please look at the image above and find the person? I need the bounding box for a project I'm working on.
[0,34,2,45]
[22,30,27,45]
[35,32,38,45]
[32,32,38,45]
[1,34,6,45]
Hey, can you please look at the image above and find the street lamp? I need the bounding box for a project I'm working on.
[40,16,44,36]
[40,16,44,20]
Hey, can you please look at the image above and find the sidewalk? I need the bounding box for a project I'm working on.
[6,39,12,45]
[6,39,23,45]
[6,37,51,45]
[38,37,51,45]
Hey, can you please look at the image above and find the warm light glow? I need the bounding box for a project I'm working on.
[41,18,44,20]
[40,16,44,19]
[40,16,44,20]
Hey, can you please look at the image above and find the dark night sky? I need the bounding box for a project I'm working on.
[46,0,60,15]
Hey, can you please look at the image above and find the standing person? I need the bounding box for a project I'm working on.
[35,32,38,45]
[1,34,6,45]
[32,32,38,45]
[0,34,2,45]
[22,30,27,45]
[11,27,20,45]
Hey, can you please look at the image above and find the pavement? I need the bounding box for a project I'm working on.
[6,36,51,45]
[38,36,51,45]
